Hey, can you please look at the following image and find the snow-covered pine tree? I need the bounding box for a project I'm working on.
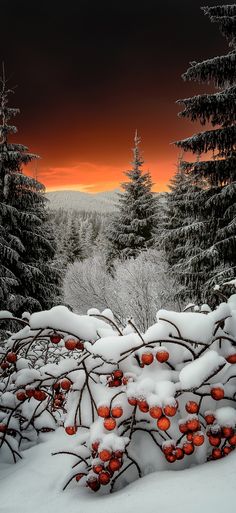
[0,67,59,314]
[162,154,205,304]
[175,4,236,302]
[107,131,157,260]
[66,217,84,264]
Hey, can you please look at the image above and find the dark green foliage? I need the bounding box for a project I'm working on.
[165,4,236,303]
[107,132,157,260]
[0,69,59,314]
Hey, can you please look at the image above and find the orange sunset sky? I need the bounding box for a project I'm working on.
[1,1,226,194]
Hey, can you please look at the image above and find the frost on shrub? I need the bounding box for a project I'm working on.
[1,298,236,492]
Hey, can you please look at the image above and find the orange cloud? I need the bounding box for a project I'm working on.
[27,158,177,193]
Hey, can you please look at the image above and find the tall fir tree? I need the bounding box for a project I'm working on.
[174,4,236,303]
[66,216,84,264]
[162,154,204,303]
[0,67,59,314]
[107,132,157,260]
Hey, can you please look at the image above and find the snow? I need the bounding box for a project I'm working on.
[179,351,225,389]
[15,368,41,386]
[1,428,236,513]
[156,309,215,343]
[30,306,114,342]
[215,407,236,427]
[0,310,13,319]
[91,333,141,363]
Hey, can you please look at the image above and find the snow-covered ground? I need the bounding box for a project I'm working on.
[1,427,236,513]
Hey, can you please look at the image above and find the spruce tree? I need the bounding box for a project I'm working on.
[0,68,59,314]
[66,216,84,264]
[174,4,236,302]
[107,131,157,260]
[162,155,204,303]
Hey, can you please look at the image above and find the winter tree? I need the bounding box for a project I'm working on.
[162,155,204,304]
[0,68,59,314]
[107,131,157,260]
[175,4,236,302]
[63,249,176,330]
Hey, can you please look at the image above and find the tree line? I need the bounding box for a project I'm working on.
[0,3,235,316]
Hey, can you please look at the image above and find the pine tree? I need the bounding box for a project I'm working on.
[67,216,84,264]
[0,67,59,314]
[175,4,236,302]
[162,155,204,304]
[107,131,157,260]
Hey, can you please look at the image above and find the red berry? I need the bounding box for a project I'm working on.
[65,339,77,350]
[212,448,222,459]
[99,471,110,485]
[0,423,6,433]
[226,354,236,364]
[165,453,176,463]
[65,426,77,435]
[26,389,35,398]
[6,352,17,363]
[113,379,122,387]
[193,432,204,446]
[99,449,112,462]
[149,406,162,419]
[75,473,84,482]
[156,350,169,363]
[187,418,200,432]
[111,406,123,418]
[209,435,221,447]
[93,463,104,474]
[113,450,123,459]
[229,434,236,446]
[128,397,137,406]
[97,405,110,418]
[162,443,175,455]
[183,442,194,455]
[187,432,194,442]
[141,352,154,366]
[91,441,100,453]
[1,361,9,370]
[113,369,123,379]
[205,412,215,425]
[104,417,116,431]
[50,333,62,344]
[175,447,184,460]
[185,401,199,414]
[108,457,122,472]
[157,416,171,431]
[87,476,100,491]
[138,399,149,413]
[60,379,71,391]
[179,421,188,434]
[223,446,232,455]
[221,426,234,438]
[163,402,178,417]
[34,390,47,401]
[16,391,27,401]
[76,340,84,350]
[211,387,224,400]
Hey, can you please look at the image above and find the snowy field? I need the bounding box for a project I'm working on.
[0,427,236,513]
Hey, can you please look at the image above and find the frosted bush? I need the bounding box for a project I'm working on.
[1,296,236,492]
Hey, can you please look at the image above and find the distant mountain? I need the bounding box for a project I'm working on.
[46,190,119,213]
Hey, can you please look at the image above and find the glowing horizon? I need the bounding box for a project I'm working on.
[30,158,176,194]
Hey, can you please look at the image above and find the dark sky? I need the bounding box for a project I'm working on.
[0,0,230,191]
